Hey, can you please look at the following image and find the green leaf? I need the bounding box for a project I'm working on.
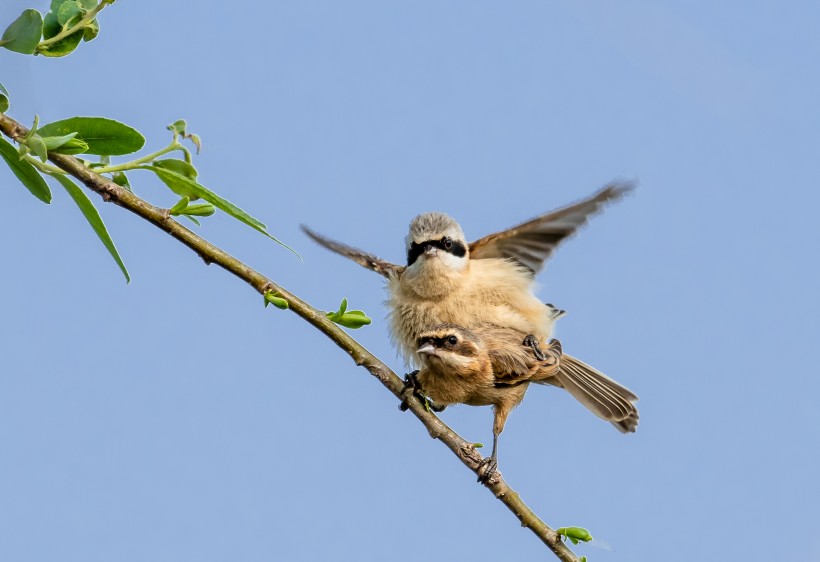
[472,443,484,448]
[56,1,82,27]
[264,291,289,310]
[39,31,82,57]
[168,196,190,215]
[41,132,78,150]
[0,137,51,203]
[183,203,215,217]
[0,82,9,113]
[556,527,593,545]
[149,164,197,198]
[182,215,201,227]
[326,298,372,329]
[78,0,97,9]
[1,10,43,54]
[40,4,83,57]
[38,117,145,155]
[27,134,48,162]
[144,166,299,255]
[111,171,130,190]
[153,158,198,181]
[50,173,130,282]
[335,314,372,329]
[49,136,89,155]
[82,18,99,41]
[167,120,187,135]
[187,133,202,153]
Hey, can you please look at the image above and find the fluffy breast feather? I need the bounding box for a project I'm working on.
[387,258,555,365]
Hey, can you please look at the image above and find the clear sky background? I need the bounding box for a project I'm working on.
[1,2,818,561]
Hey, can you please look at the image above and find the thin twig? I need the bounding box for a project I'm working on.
[0,112,580,562]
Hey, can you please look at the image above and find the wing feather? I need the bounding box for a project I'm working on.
[469,181,634,274]
[301,225,403,279]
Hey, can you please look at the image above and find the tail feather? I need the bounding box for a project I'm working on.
[546,354,639,433]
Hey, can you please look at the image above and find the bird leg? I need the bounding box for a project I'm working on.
[477,433,499,483]
[399,371,446,412]
[479,406,510,484]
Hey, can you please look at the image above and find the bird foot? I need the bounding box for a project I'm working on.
[399,371,421,411]
[477,455,498,484]
[523,334,562,365]
[399,372,446,412]
[523,334,547,361]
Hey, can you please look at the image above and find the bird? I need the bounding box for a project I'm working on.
[302,181,639,437]
[406,323,637,481]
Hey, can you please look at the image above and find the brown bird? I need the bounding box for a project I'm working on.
[405,324,638,481]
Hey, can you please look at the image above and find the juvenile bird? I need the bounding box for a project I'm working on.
[407,324,638,481]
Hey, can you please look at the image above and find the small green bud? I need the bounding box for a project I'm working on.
[41,133,89,154]
[27,134,48,162]
[264,292,288,310]
[556,527,593,545]
[183,203,216,217]
[167,120,187,135]
[169,197,190,215]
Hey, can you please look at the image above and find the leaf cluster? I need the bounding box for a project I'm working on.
[326,298,372,329]
[0,82,296,281]
[1,0,112,57]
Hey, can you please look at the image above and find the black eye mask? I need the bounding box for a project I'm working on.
[407,237,467,266]
[417,335,460,349]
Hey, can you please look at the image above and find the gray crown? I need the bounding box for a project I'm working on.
[406,212,465,250]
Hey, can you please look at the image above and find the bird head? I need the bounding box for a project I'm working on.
[415,324,482,368]
[405,212,469,271]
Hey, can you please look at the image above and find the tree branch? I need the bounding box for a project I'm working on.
[0,111,580,562]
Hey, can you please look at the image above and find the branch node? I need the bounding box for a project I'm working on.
[460,444,483,465]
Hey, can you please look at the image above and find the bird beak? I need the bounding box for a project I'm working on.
[416,343,438,356]
[424,245,438,257]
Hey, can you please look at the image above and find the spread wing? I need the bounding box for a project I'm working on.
[301,225,404,279]
[468,181,634,275]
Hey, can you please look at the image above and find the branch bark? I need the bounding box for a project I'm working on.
[0,112,580,562]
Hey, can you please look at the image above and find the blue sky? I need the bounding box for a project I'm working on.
[1,2,818,561]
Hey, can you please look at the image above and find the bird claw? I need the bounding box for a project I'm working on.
[400,371,447,413]
[399,371,421,411]
[477,456,498,484]
[523,334,562,366]
[523,334,547,361]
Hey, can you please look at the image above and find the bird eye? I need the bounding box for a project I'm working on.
[447,335,458,345]
[442,237,453,250]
